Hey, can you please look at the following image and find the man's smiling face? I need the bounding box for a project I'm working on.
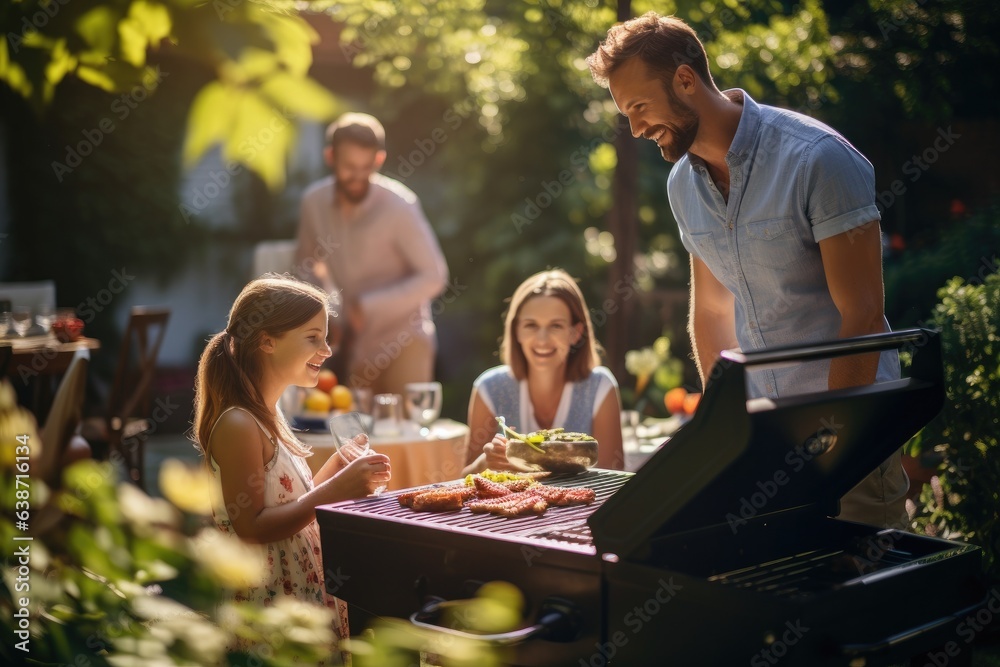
[609,58,700,163]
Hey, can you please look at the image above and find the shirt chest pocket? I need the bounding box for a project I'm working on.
[737,217,808,269]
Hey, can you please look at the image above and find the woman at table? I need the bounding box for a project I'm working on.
[462,269,624,474]
[192,274,390,661]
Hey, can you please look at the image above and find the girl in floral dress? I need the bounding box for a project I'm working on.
[192,275,391,661]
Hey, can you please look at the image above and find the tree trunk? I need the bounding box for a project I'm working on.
[604,0,637,382]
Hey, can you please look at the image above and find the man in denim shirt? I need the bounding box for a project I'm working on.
[588,13,907,528]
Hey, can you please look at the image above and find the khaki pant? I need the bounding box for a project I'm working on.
[837,449,910,528]
[349,334,435,398]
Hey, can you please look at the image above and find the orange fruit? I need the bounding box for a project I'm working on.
[316,369,337,393]
[664,387,688,415]
[304,389,332,413]
[330,385,353,411]
[683,392,702,415]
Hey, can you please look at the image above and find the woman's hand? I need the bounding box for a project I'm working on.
[483,435,514,471]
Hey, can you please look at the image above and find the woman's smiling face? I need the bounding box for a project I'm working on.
[515,296,583,374]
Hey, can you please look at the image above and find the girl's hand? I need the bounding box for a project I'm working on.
[483,435,514,471]
[312,434,367,485]
[331,451,391,499]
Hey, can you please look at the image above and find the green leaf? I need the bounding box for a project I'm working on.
[75,6,121,54]
[0,38,32,98]
[222,89,291,189]
[258,11,316,77]
[119,0,174,69]
[118,17,149,67]
[182,81,241,167]
[258,71,340,121]
[128,0,173,43]
[44,40,77,98]
[222,47,280,84]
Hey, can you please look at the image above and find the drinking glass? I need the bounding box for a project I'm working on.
[371,393,403,437]
[11,307,33,337]
[350,386,374,415]
[0,311,11,338]
[404,381,442,436]
[35,304,55,333]
[328,411,385,495]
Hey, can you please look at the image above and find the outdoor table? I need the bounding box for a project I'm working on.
[298,419,469,491]
[1,335,100,420]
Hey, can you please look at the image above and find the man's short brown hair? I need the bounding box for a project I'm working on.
[587,12,713,90]
[325,112,386,151]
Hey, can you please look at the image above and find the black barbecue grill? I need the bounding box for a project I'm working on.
[317,329,985,666]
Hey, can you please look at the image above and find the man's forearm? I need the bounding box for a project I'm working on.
[690,314,736,389]
[829,316,884,390]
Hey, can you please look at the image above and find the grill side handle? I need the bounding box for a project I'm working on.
[839,594,988,659]
[409,596,581,646]
[718,328,940,380]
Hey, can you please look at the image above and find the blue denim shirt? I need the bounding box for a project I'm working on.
[668,90,899,399]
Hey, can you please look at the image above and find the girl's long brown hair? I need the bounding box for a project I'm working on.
[192,274,332,459]
[500,269,602,382]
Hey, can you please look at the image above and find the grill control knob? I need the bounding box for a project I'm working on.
[803,428,838,456]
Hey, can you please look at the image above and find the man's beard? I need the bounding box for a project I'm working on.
[335,179,369,204]
[655,86,700,163]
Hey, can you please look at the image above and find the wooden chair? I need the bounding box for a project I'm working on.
[82,306,170,488]
[0,343,10,377]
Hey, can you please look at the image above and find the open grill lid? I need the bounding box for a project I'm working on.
[589,329,943,560]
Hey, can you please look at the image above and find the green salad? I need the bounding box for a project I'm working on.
[496,419,596,452]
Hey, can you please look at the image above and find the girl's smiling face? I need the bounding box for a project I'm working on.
[514,296,583,374]
[266,309,332,388]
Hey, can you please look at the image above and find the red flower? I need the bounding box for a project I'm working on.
[279,474,294,493]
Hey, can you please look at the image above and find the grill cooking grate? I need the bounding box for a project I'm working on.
[707,539,921,598]
[331,470,632,552]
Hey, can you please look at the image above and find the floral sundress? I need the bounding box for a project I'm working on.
[206,406,350,661]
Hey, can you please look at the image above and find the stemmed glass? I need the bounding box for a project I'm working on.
[11,307,33,337]
[404,382,442,436]
[35,304,55,333]
[328,411,386,496]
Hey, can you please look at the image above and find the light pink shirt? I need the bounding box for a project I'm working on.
[294,173,448,363]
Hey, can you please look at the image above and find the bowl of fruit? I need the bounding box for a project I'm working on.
[292,370,355,431]
[499,420,599,474]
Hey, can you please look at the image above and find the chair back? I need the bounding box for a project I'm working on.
[107,307,170,434]
[0,280,56,311]
[252,239,297,277]
[39,348,90,487]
